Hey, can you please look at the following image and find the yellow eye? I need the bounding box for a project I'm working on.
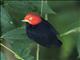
[29,17,33,21]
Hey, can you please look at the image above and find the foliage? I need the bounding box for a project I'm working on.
[1,1,80,60]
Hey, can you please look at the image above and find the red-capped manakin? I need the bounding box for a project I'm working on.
[22,12,62,47]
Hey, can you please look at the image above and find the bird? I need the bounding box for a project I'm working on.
[22,12,62,48]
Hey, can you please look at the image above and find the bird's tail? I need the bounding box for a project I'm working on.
[53,38,62,47]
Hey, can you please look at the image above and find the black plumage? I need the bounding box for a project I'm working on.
[26,18,62,47]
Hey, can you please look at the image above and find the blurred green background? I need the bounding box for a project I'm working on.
[0,0,80,60]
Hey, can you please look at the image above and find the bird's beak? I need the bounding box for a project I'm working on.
[22,20,29,23]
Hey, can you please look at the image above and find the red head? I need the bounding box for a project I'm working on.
[22,12,42,25]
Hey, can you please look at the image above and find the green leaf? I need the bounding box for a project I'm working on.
[1,52,6,60]
[2,26,26,40]
[2,26,36,60]
[32,1,56,14]
[3,1,39,27]
[3,1,55,22]
[1,6,15,34]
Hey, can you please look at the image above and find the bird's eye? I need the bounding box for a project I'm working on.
[29,17,33,21]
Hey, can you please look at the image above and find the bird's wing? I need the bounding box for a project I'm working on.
[26,26,53,47]
[43,20,58,34]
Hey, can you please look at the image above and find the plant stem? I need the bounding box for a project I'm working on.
[60,27,80,37]
[36,44,40,60]
[0,43,24,60]
[36,0,44,60]
[41,0,43,16]
[36,0,49,60]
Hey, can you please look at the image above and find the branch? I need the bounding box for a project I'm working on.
[36,44,40,60]
[60,27,80,37]
[0,43,24,60]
